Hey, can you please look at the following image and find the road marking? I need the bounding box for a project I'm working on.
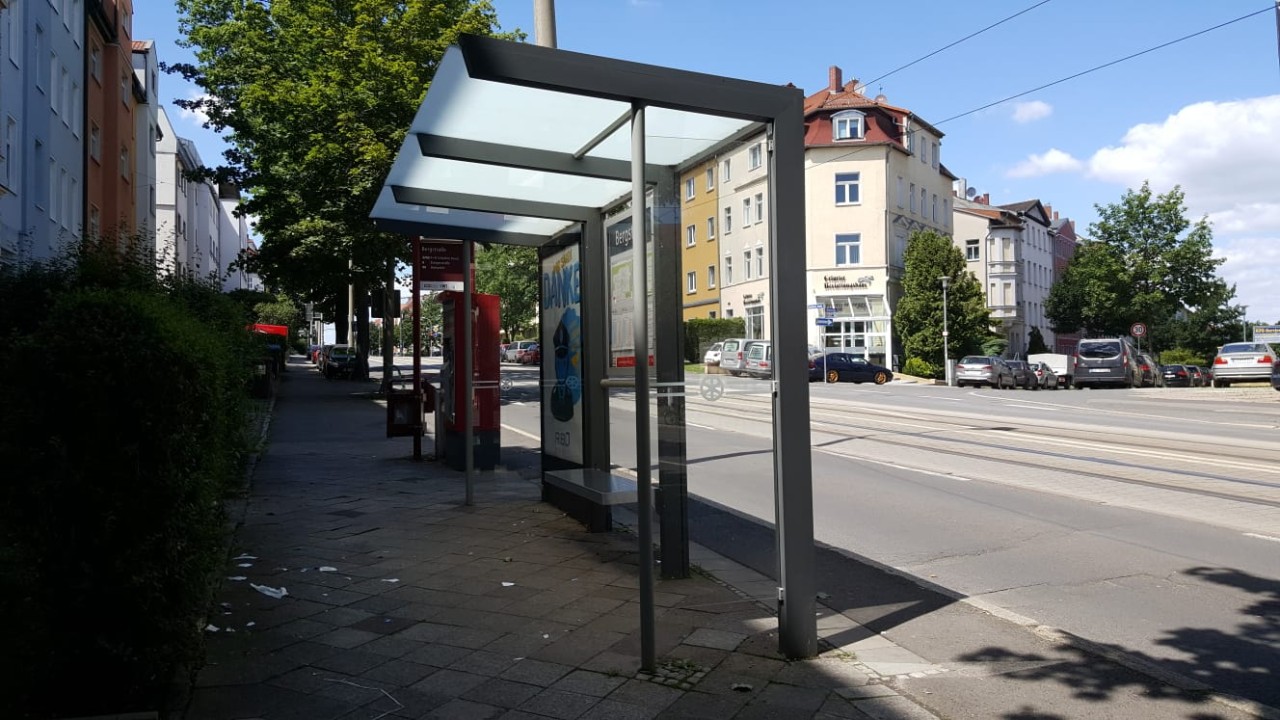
[1244,532,1280,543]
[501,423,540,442]
[976,392,1279,428]
[815,446,973,482]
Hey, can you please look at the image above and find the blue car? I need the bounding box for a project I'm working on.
[811,353,894,385]
[1271,360,1280,392]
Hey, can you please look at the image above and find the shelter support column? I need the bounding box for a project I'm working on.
[653,173,689,579]
[579,218,611,472]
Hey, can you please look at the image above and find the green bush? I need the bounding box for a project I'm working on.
[1159,347,1207,367]
[684,317,746,363]
[902,357,938,379]
[0,245,254,717]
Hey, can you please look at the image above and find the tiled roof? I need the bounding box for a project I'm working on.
[802,81,943,137]
[998,200,1040,214]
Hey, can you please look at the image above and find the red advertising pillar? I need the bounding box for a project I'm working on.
[438,290,501,470]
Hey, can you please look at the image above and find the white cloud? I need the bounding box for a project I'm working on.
[1012,100,1052,123]
[1006,148,1082,178]
[1214,237,1280,321]
[176,89,212,126]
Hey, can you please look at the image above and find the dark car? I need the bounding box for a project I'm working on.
[1272,360,1280,392]
[1005,360,1036,389]
[817,353,893,385]
[1186,365,1205,387]
[1161,364,1192,387]
[1136,353,1160,387]
[323,344,357,379]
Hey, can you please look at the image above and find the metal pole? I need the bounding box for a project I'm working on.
[939,276,950,386]
[631,103,655,672]
[348,256,356,346]
[463,240,474,505]
[412,238,422,461]
[533,0,557,48]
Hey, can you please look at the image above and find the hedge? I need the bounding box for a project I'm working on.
[684,317,746,363]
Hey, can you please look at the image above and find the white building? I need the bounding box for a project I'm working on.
[715,132,772,339]
[0,0,86,267]
[131,39,160,242]
[951,182,1055,357]
[218,181,262,291]
[802,66,954,368]
[189,146,219,278]
[155,106,194,272]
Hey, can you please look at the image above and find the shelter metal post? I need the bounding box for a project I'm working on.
[463,239,474,504]
[581,219,611,472]
[412,238,423,461]
[653,173,688,579]
[631,103,656,672]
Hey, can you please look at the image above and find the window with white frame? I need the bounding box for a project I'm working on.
[708,265,716,288]
[965,239,980,261]
[921,137,928,164]
[120,146,129,178]
[3,3,22,67]
[35,25,47,92]
[90,44,101,82]
[896,176,904,208]
[34,141,47,209]
[121,73,130,107]
[707,216,715,240]
[835,233,861,265]
[50,54,60,114]
[742,197,751,226]
[0,117,14,190]
[59,168,69,228]
[89,123,100,161]
[686,271,696,293]
[705,166,714,191]
[834,172,860,205]
[932,193,938,223]
[892,231,907,268]
[743,250,752,279]
[721,158,731,182]
[724,206,732,234]
[60,67,70,125]
[832,110,865,141]
[754,193,763,224]
[685,224,696,247]
[724,255,733,284]
[920,188,926,215]
[748,143,762,170]
[943,199,949,226]
[932,141,939,169]
[89,206,100,239]
[684,177,694,200]
[909,183,916,213]
[755,246,764,277]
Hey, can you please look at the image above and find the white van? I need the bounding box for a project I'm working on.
[719,338,767,376]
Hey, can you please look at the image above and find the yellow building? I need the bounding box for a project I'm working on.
[679,158,722,321]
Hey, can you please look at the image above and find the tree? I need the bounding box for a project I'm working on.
[1027,326,1050,355]
[172,1,521,372]
[474,244,539,342]
[895,230,992,367]
[1046,182,1228,343]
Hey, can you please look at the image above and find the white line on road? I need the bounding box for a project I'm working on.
[1244,532,1280,543]
[501,423,540,442]
[815,446,973,482]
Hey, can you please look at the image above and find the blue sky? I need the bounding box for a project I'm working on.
[138,1,1280,322]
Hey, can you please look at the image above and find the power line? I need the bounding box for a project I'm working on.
[864,0,1053,90]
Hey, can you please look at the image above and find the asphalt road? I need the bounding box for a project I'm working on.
[480,364,1280,710]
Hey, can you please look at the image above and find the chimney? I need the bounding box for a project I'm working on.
[828,65,842,94]
[1043,204,1052,220]
[977,193,990,205]
[1054,211,1060,221]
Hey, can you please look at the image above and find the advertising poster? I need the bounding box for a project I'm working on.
[541,245,583,464]
[606,213,656,368]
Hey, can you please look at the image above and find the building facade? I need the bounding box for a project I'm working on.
[802,66,953,369]
[1046,205,1080,354]
[86,0,139,245]
[155,106,193,271]
[0,0,86,265]
[131,39,159,242]
[715,132,771,339]
[678,157,721,321]
[218,181,261,291]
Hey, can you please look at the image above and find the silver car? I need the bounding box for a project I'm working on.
[1211,342,1276,387]
[955,355,1014,389]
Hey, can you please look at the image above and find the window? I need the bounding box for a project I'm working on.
[705,167,714,191]
[120,146,130,178]
[754,193,763,224]
[965,239,980,261]
[834,172,860,205]
[71,82,81,136]
[724,255,733,284]
[35,25,47,92]
[724,206,732,234]
[932,194,938,223]
[721,159,731,182]
[684,177,695,200]
[909,183,917,213]
[89,205,100,239]
[726,309,734,318]
[755,246,764,277]
[921,137,928,164]
[920,188,926,215]
[685,224,696,247]
[892,231,907,268]
[0,116,14,190]
[708,265,716,288]
[34,141,47,209]
[121,73,130,107]
[59,67,70,125]
[706,216,715,240]
[835,233,861,265]
[932,141,939,169]
[896,176,904,208]
[90,44,101,82]
[49,53,59,113]
[744,250,753,279]
[59,168,68,228]
[89,123,101,161]
[686,271,697,294]
[3,1,23,67]
[742,198,752,227]
[832,110,864,140]
[943,199,949,226]
[748,143,762,170]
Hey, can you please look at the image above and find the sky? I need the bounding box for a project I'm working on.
[137,1,1280,322]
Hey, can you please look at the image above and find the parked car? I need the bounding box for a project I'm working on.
[503,340,539,363]
[719,338,766,377]
[955,355,1013,389]
[1072,337,1141,389]
[703,342,723,366]
[1005,360,1036,389]
[817,353,893,385]
[323,344,357,379]
[1201,365,1214,386]
[1186,365,1206,387]
[1136,353,1161,387]
[1030,361,1058,389]
[1211,342,1276,387]
[520,344,541,365]
[1272,360,1280,392]
[308,344,322,364]
[1028,352,1073,388]
[1161,364,1193,388]
[743,341,773,378]
[499,343,510,362]
[316,344,335,373]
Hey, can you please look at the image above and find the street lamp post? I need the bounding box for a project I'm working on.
[939,276,951,386]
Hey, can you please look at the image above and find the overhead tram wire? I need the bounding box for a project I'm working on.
[863,0,1054,89]
[807,3,1277,170]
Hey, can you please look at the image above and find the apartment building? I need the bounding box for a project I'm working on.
[0,0,86,265]
[716,132,771,339]
[218,182,262,291]
[131,39,159,240]
[85,0,139,244]
[1046,205,1080,354]
[678,158,721,321]
[802,66,954,369]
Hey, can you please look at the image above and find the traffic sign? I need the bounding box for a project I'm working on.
[1130,322,1147,338]
[824,306,837,317]
[1255,325,1280,343]
[807,303,824,310]
[815,318,834,326]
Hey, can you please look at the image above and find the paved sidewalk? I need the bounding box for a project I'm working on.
[182,357,1266,720]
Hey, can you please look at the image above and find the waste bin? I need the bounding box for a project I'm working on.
[386,387,424,438]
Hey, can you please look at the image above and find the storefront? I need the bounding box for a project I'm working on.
[813,274,891,368]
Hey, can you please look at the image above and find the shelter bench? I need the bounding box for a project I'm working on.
[542,469,637,532]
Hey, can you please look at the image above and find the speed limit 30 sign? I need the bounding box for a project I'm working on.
[1130,322,1147,337]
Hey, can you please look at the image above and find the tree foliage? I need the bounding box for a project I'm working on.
[1046,182,1231,347]
[1027,326,1049,355]
[474,244,540,342]
[895,230,992,366]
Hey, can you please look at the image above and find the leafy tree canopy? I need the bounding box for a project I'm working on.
[474,244,540,342]
[895,230,992,366]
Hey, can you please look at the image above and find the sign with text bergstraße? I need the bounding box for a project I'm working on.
[417,239,464,291]
[1254,325,1280,343]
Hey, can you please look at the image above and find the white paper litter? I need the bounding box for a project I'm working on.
[542,634,550,639]
[501,582,515,587]
[226,576,247,581]
[250,583,288,599]
[205,624,219,632]
[245,621,256,628]
[318,566,337,573]
[233,554,258,561]
[237,563,253,568]
[381,578,400,583]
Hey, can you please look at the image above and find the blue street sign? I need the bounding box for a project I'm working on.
[815,318,834,326]
[807,304,824,310]
[824,306,837,317]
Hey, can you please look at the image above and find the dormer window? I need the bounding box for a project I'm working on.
[832,110,865,141]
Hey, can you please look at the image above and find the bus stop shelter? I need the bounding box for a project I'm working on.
[370,34,817,660]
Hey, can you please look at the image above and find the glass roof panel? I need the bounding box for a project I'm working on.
[371,188,575,236]
[588,107,755,165]
[399,158,630,210]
